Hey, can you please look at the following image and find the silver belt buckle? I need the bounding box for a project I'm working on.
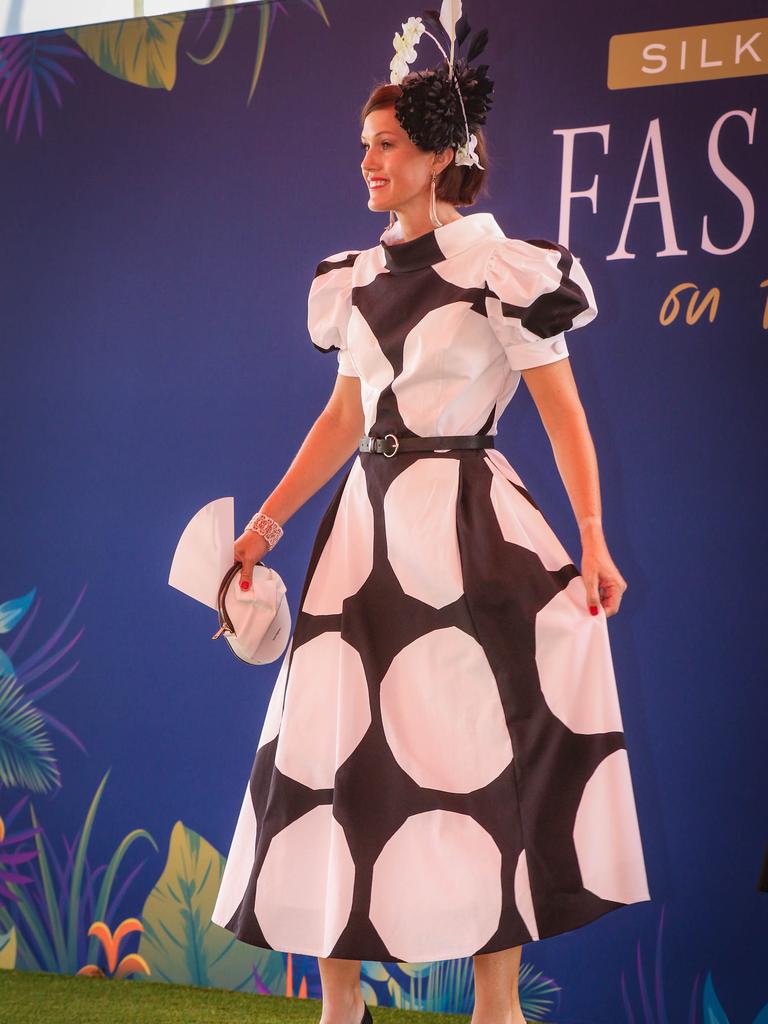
[382,433,399,457]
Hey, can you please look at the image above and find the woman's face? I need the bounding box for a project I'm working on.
[360,106,451,214]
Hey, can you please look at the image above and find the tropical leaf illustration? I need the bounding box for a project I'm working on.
[0,670,59,793]
[187,0,333,105]
[0,770,157,974]
[0,584,88,791]
[283,950,310,998]
[245,0,278,106]
[1,2,333,141]
[0,33,86,141]
[77,917,150,978]
[136,819,280,992]
[0,589,36,636]
[617,907,768,1024]
[0,798,41,902]
[0,925,17,969]
[701,971,729,1024]
[365,957,558,1018]
[65,16,187,90]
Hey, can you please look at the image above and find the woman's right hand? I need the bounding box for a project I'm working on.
[234,528,270,591]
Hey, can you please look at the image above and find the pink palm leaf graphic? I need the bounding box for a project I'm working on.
[0,32,86,142]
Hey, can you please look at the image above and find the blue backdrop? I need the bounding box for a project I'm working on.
[1,1,766,1021]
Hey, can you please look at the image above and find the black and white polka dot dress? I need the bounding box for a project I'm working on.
[211,212,651,962]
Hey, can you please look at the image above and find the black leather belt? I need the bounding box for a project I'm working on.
[359,433,495,457]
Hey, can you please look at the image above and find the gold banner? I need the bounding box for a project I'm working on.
[608,17,767,89]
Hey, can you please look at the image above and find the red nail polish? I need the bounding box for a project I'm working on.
[590,605,598,615]
[240,580,250,591]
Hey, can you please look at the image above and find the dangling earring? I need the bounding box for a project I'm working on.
[389,208,396,229]
[429,172,443,228]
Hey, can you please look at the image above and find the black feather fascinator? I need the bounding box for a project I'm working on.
[388,4,494,169]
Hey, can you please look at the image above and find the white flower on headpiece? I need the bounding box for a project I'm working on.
[401,16,425,46]
[454,132,483,170]
[389,16,425,85]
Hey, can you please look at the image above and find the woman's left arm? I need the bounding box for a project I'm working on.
[521,357,628,618]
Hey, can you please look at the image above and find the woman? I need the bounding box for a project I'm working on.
[211,15,650,1024]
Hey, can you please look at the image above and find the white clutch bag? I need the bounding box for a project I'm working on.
[168,497,291,667]
[212,559,291,665]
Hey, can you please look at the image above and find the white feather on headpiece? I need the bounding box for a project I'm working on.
[439,0,462,73]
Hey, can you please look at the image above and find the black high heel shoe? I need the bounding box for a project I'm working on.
[360,1004,373,1024]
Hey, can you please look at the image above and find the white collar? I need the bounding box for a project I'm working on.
[378,212,505,273]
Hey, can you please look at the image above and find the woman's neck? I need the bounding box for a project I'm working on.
[393,206,463,243]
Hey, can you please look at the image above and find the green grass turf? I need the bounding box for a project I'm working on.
[0,970,471,1024]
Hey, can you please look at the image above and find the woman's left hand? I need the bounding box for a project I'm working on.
[580,540,628,618]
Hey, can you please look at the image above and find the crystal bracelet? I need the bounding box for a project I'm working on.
[245,511,284,551]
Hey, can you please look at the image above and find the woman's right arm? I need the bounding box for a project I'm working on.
[234,373,365,586]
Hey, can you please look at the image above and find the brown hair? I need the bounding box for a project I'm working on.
[360,80,490,208]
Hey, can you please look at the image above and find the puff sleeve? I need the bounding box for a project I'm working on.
[484,238,598,371]
[307,250,361,377]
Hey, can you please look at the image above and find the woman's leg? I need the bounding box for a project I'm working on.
[472,946,526,1024]
[317,956,366,1024]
